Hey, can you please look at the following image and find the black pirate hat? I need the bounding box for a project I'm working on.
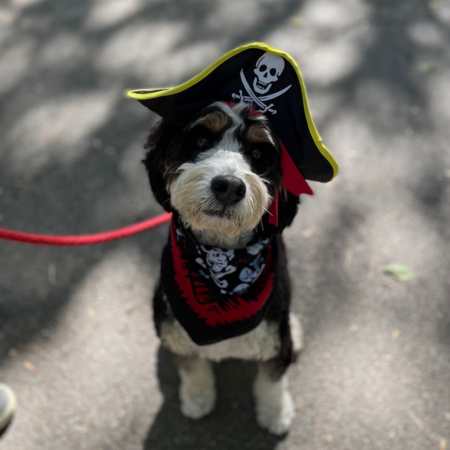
[128,42,338,198]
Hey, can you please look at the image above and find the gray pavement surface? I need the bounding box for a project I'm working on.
[1,0,450,448]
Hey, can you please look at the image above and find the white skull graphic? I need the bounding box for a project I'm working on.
[204,248,234,273]
[253,52,285,95]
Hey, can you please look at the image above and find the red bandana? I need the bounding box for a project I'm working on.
[161,218,278,345]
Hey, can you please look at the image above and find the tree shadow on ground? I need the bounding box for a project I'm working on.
[1,0,450,448]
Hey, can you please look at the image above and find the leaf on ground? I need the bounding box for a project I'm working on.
[419,59,438,73]
[303,227,316,238]
[384,264,414,281]
[23,361,38,375]
[429,0,442,10]
[290,16,302,27]
[326,427,333,443]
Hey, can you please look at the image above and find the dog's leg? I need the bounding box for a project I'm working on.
[172,354,216,419]
[253,359,294,435]
[253,311,303,435]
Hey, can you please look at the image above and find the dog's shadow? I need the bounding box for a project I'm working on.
[143,346,284,450]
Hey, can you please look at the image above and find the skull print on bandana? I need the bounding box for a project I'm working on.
[161,216,278,346]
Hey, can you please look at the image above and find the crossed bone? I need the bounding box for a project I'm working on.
[232,70,292,115]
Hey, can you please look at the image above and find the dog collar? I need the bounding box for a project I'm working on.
[161,218,278,346]
[129,42,338,194]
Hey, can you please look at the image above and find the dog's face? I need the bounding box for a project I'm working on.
[144,102,299,238]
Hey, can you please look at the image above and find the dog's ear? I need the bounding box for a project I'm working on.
[277,187,301,233]
[143,119,181,212]
[257,187,300,237]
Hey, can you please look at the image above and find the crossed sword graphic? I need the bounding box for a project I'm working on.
[232,69,292,115]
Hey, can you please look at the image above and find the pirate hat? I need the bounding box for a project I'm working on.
[128,42,338,197]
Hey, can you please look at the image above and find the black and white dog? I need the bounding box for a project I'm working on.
[143,101,303,435]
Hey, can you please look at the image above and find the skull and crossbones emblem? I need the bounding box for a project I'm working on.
[196,247,237,293]
[232,52,292,115]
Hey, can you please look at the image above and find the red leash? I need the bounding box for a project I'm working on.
[0,212,172,246]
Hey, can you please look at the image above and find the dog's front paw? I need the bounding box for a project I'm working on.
[180,384,216,419]
[255,389,294,435]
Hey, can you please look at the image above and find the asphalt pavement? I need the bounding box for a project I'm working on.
[0,0,449,449]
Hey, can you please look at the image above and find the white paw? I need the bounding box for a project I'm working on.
[256,390,294,435]
[180,384,216,419]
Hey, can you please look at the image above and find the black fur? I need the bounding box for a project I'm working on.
[145,103,301,380]
[143,120,181,212]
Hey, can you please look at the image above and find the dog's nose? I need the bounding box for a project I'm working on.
[211,176,246,205]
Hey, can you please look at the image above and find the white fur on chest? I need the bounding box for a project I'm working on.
[160,309,280,362]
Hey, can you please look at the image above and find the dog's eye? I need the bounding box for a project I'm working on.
[196,137,210,148]
[252,149,262,159]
